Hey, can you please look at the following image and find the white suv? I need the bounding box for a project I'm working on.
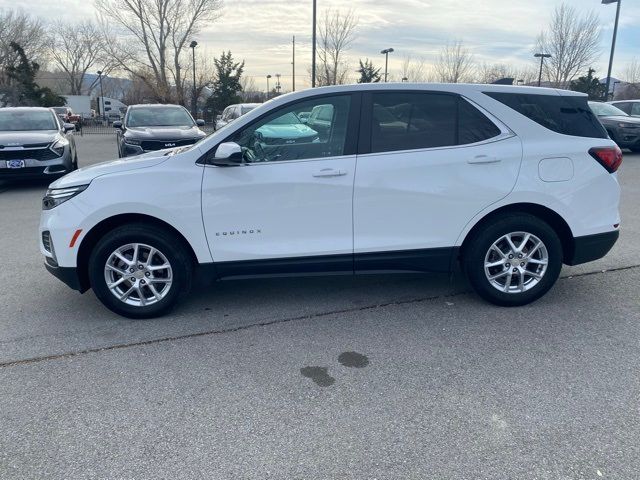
[40,84,622,318]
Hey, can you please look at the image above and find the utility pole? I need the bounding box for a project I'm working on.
[292,35,296,92]
[603,0,622,100]
[312,0,317,87]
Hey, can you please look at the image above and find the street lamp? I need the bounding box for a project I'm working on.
[266,74,272,99]
[190,40,198,117]
[381,48,394,83]
[96,70,105,122]
[603,0,622,100]
[534,53,552,87]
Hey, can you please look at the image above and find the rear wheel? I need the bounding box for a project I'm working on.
[88,223,193,318]
[463,214,562,306]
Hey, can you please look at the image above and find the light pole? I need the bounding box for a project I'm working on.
[311,0,317,87]
[381,48,394,83]
[603,0,622,100]
[266,74,272,99]
[97,70,105,122]
[292,35,296,92]
[275,73,281,94]
[534,53,552,87]
[190,40,198,117]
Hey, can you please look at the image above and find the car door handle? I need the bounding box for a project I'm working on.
[468,155,501,164]
[312,168,347,177]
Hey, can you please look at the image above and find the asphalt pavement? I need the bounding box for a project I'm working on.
[1,134,639,479]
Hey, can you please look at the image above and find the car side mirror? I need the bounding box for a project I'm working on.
[63,123,75,133]
[113,121,123,129]
[196,119,205,127]
[211,142,243,166]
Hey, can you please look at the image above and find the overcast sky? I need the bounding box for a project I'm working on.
[3,0,639,90]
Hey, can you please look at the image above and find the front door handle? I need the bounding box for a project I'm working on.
[312,168,347,177]
[468,155,501,165]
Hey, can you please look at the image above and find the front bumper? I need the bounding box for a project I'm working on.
[0,156,72,178]
[566,230,619,265]
[44,260,87,292]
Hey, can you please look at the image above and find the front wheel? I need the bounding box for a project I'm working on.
[463,214,563,306]
[88,224,193,318]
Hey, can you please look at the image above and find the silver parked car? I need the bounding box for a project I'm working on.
[215,103,261,130]
[0,107,78,179]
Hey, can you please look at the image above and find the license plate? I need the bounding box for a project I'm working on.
[6,160,25,169]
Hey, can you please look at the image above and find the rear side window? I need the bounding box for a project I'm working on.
[484,92,607,139]
[369,92,501,154]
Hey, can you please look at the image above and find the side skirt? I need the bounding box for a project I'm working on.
[200,247,460,281]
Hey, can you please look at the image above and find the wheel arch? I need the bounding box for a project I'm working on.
[458,203,575,265]
[76,213,199,291]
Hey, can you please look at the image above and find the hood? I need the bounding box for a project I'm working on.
[49,151,171,189]
[124,125,205,140]
[0,130,58,147]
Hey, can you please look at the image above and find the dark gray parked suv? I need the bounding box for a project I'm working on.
[0,107,78,179]
[115,104,206,158]
[589,101,640,152]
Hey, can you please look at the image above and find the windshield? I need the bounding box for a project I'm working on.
[0,110,58,131]
[590,102,628,117]
[126,106,195,127]
[51,107,67,115]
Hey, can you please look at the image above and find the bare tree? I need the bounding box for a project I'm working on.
[434,41,474,83]
[395,55,435,83]
[475,63,538,85]
[536,3,601,88]
[615,58,640,100]
[623,58,640,84]
[95,0,223,104]
[46,21,110,95]
[314,9,358,86]
[0,10,48,89]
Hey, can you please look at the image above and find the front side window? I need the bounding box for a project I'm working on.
[230,95,351,163]
[369,92,501,154]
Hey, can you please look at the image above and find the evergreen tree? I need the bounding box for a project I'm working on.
[206,51,245,116]
[357,58,381,83]
[5,42,65,107]
[570,68,607,101]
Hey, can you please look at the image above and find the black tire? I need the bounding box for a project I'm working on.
[463,214,563,307]
[88,223,193,319]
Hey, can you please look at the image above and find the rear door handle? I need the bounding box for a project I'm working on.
[468,155,501,164]
[312,168,347,177]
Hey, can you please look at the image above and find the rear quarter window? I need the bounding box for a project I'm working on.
[484,92,607,139]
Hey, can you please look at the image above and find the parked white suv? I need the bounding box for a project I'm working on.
[40,84,622,318]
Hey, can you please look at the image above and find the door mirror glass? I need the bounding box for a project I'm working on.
[113,120,123,129]
[212,142,243,166]
[63,123,75,133]
[196,119,206,126]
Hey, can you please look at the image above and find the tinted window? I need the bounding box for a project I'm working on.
[231,95,351,163]
[612,102,631,114]
[369,93,501,153]
[0,110,58,131]
[632,103,640,116]
[371,93,457,153]
[127,106,195,127]
[485,92,607,139]
[458,99,501,145]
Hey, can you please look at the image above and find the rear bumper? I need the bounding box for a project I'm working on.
[44,261,87,293]
[566,230,619,266]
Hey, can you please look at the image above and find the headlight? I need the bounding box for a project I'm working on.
[50,138,69,157]
[124,138,142,146]
[618,123,638,129]
[42,184,88,210]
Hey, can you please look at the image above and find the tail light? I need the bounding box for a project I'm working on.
[589,146,623,173]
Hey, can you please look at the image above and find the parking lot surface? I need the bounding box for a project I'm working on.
[1,135,639,479]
